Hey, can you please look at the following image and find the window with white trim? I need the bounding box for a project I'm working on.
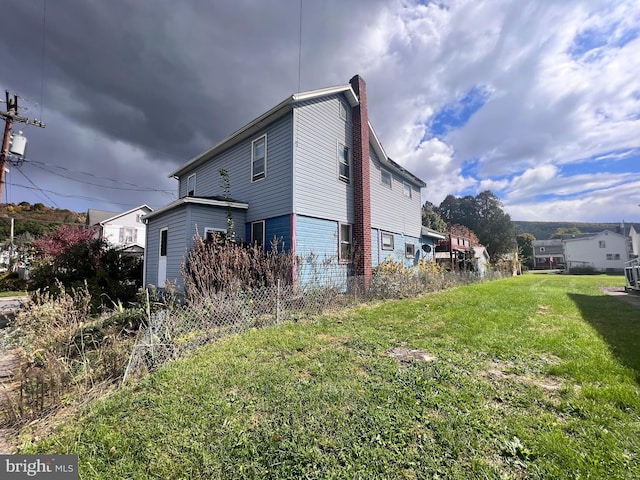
[187,174,196,196]
[614,253,620,260]
[338,143,350,182]
[403,182,412,198]
[339,102,347,121]
[381,169,392,188]
[606,253,613,260]
[405,243,416,258]
[119,227,137,244]
[252,135,267,181]
[339,223,352,263]
[251,220,265,247]
[381,232,394,250]
[599,240,606,248]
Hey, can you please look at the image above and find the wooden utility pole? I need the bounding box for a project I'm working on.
[0,90,45,203]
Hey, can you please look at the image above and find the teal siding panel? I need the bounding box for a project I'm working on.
[296,215,348,287]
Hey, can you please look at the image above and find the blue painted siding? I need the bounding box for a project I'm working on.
[244,214,292,250]
[295,215,348,287]
[177,113,293,221]
[294,95,354,224]
[370,147,423,238]
[371,228,380,266]
[188,204,246,244]
[372,229,421,268]
[144,206,188,289]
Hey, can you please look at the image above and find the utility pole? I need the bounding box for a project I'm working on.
[0,90,46,203]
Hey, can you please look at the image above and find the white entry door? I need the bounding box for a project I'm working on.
[158,228,168,287]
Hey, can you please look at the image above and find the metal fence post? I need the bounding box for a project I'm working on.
[276,279,281,324]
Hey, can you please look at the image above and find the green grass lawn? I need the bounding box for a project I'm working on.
[27,275,640,479]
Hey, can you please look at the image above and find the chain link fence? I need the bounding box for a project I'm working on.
[124,270,504,382]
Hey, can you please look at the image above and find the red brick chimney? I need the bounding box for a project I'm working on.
[349,75,372,289]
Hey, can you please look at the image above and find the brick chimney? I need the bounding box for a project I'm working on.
[349,75,372,289]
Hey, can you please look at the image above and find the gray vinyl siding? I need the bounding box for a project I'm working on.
[177,113,293,221]
[293,95,354,224]
[370,147,422,238]
[144,206,188,289]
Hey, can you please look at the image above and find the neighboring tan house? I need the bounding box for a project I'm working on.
[86,205,153,255]
[143,75,427,290]
[563,230,631,272]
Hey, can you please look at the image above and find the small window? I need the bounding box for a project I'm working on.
[252,135,267,182]
[614,253,621,260]
[160,229,168,257]
[187,174,196,196]
[406,243,416,258]
[119,227,137,244]
[403,182,412,198]
[338,143,350,182]
[606,253,613,260]
[339,102,347,121]
[381,232,394,250]
[339,223,352,262]
[381,170,392,188]
[599,240,606,248]
[251,221,265,247]
[136,214,143,223]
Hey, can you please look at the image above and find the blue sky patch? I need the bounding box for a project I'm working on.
[569,22,639,61]
[426,85,490,139]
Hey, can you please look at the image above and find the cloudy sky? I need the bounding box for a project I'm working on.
[1,0,638,223]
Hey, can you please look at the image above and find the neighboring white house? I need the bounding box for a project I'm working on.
[563,230,631,272]
[629,225,640,258]
[473,246,490,277]
[86,205,153,254]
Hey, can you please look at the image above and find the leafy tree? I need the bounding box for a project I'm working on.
[550,227,581,239]
[421,201,448,233]
[517,233,536,269]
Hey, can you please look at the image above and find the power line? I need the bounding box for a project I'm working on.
[14,165,58,207]
[39,0,48,121]
[28,161,175,193]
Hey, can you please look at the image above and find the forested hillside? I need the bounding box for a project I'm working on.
[513,221,623,240]
[0,202,85,241]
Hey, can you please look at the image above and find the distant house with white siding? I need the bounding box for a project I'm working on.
[563,230,631,272]
[87,205,153,255]
[142,75,427,290]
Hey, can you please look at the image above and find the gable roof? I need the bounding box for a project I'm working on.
[88,205,153,226]
[562,229,629,242]
[169,82,426,188]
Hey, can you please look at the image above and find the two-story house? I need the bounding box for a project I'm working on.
[87,205,153,255]
[142,75,426,290]
[564,230,631,272]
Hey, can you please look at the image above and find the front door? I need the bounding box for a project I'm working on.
[158,228,168,287]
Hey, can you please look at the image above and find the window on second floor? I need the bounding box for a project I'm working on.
[403,182,412,198]
[252,135,267,182]
[599,240,606,248]
[119,227,137,244]
[339,223,352,263]
[381,169,392,188]
[339,102,347,121]
[381,232,394,250]
[187,174,196,197]
[251,220,265,247]
[338,143,350,183]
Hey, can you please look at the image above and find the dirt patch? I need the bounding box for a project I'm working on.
[387,347,437,365]
[481,363,562,392]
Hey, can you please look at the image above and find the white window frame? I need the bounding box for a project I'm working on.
[251,135,267,182]
[381,232,394,251]
[187,174,196,197]
[614,253,621,260]
[403,182,412,198]
[251,220,265,247]
[381,169,392,189]
[337,142,350,183]
[599,240,606,248]
[339,102,347,121]
[405,243,416,258]
[119,226,137,244]
[339,223,352,263]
